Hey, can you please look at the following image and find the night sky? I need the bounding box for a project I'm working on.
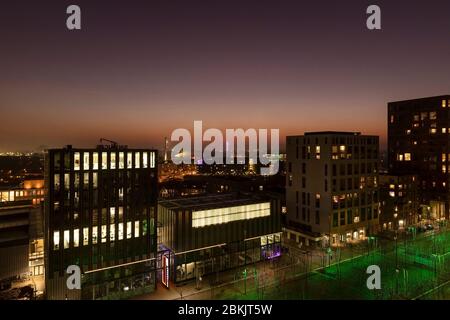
[1,0,449,152]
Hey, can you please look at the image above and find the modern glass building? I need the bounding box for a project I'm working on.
[158,193,281,284]
[44,145,158,299]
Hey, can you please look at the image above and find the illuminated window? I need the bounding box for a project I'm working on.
[92,226,98,244]
[390,115,394,123]
[134,221,140,238]
[192,202,271,228]
[127,222,132,239]
[54,174,60,191]
[404,153,411,161]
[443,154,447,162]
[150,152,156,168]
[443,100,447,108]
[74,229,79,247]
[315,146,321,159]
[83,227,89,246]
[443,128,447,134]
[406,129,411,135]
[389,191,395,197]
[93,152,99,170]
[64,230,70,249]
[135,152,140,168]
[119,152,125,169]
[118,223,124,240]
[127,152,133,168]
[53,231,60,250]
[397,154,404,161]
[102,152,107,169]
[110,152,116,169]
[339,145,346,152]
[430,112,437,120]
[83,172,89,186]
[143,152,148,168]
[83,152,90,170]
[420,112,428,120]
[110,224,115,241]
[74,152,80,170]
[101,225,107,243]
[430,128,437,134]
[64,173,70,190]
[93,172,98,188]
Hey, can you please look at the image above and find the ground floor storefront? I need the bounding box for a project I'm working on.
[71,259,157,300]
[164,233,282,284]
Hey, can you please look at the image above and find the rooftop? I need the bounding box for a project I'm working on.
[388,94,450,104]
[158,192,270,211]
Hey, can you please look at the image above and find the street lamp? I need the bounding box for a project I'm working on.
[243,268,247,295]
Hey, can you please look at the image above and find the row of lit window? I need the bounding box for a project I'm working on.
[442,99,450,108]
[192,202,271,228]
[73,151,156,171]
[0,189,44,202]
[407,127,450,135]
[396,153,411,161]
[52,219,147,250]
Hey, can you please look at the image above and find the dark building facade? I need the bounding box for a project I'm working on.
[388,95,450,221]
[44,146,158,299]
[158,193,281,283]
[379,174,418,232]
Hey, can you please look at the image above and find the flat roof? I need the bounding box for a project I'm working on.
[46,145,157,152]
[388,95,450,104]
[158,193,270,211]
[304,131,361,136]
[287,131,378,138]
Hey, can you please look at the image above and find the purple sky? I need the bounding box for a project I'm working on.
[1,0,449,152]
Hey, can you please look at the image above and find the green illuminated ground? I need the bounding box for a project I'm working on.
[181,228,450,300]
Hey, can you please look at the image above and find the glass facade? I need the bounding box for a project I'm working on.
[172,233,281,283]
[45,147,158,300]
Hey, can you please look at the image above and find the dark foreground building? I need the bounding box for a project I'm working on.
[388,95,450,221]
[44,145,158,299]
[158,193,281,284]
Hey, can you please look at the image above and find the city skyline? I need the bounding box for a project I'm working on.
[1,0,450,152]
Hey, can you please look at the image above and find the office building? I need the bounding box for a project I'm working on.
[286,132,380,246]
[388,95,450,220]
[44,145,158,299]
[158,193,281,284]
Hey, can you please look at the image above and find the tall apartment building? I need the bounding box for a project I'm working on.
[286,132,380,246]
[44,145,158,299]
[388,95,450,221]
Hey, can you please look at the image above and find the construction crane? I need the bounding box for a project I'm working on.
[99,138,118,147]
